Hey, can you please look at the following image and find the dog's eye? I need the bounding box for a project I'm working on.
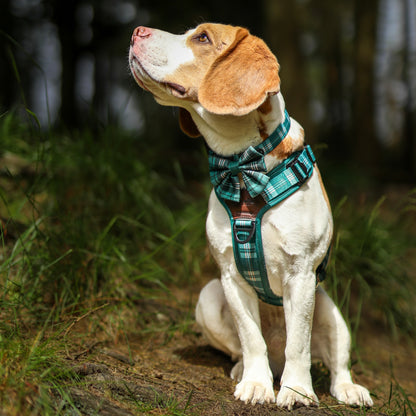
[194,32,210,44]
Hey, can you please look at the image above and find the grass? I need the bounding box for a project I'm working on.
[327,193,416,342]
[0,111,415,415]
[0,111,208,414]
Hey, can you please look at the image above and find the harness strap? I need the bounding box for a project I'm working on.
[224,189,279,304]
[261,144,316,205]
[216,145,329,306]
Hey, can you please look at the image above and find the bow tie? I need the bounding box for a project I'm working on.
[207,111,291,202]
[208,146,268,202]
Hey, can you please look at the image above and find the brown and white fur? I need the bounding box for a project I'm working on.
[129,23,373,409]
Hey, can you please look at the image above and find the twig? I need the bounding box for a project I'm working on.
[68,341,104,360]
[64,303,109,338]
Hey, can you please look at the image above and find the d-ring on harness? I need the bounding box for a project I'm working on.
[207,111,330,306]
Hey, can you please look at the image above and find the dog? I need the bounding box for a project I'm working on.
[129,23,373,409]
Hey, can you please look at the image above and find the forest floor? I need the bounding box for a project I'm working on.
[58,284,416,416]
[2,123,415,415]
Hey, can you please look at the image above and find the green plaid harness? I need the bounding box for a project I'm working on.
[209,111,291,202]
[208,113,329,306]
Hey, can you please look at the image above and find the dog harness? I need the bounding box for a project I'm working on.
[207,111,330,306]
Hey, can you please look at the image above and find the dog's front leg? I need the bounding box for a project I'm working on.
[221,272,275,405]
[276,271,319,409]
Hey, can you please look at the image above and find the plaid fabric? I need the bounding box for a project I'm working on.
[209,146,269,202]
[255,109,291,155]
[216,145,322,306]
[232,218,280,305]
[261,145,316,204]
[208,111,291,202]
[206,108,325,306]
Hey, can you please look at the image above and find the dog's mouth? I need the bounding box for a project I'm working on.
[130,53,187,98]
[165,82,186,97]
[129,55,151,92]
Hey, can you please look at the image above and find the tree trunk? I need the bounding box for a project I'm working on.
[353,0,380,174]
[262,0,312,138]
[0,0,19,111]
[54,0,79,127]
[403,0,416,181]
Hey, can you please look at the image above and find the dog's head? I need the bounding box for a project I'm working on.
[129,23,280,136]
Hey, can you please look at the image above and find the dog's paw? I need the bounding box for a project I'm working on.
[332,383,373,407]
[234,379,275,405]
[230,360,243,382]
[276,385,318,410]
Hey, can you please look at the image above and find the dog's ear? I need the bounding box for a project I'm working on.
[179,108,201,137]
[199,29,280,116]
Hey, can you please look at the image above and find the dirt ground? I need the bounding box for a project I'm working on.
[60,288,416,416]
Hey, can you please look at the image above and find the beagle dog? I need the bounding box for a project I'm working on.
[129,23,373,409]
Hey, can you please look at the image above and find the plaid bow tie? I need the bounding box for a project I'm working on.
[208,146,269,202]
[208,110,291,202]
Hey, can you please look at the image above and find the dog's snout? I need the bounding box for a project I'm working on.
[131,26,152,46]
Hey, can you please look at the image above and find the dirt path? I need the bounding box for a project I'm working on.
[60,296,415,416]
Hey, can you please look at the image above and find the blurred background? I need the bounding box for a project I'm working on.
[1,0,416,183]
[1,4,416,413]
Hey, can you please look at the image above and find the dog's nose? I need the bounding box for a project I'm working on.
[131,26,152,46]
[135,26,152,37]
[133,26,151,39]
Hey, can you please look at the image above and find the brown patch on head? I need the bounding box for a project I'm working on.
[186,23,243,58]
[165,23,280,117]
[164,24,243,104]
[198,28,280,115]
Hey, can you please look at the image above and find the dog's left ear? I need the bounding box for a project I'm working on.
[199,29,280,116]
[179,108,201,137]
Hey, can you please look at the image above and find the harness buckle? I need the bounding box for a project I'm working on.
[287,154,309,184]
[233,219,256,244]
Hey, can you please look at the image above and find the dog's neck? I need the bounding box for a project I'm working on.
[187,93,305,169]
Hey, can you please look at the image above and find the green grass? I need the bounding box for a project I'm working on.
[0,111,208,414]
[1,111,415,415]
[327,194,416,341]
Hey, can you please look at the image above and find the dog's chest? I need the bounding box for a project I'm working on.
[206,169,332,282]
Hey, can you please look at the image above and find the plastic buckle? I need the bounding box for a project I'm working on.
[233,220,255,244]
[287,155,308,184]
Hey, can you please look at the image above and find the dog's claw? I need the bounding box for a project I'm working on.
[276,385,319,410]
[234,379,275,405]
[332,383,373,407]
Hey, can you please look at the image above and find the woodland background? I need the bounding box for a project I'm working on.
[1,0,416,182]
[0,1,416,415]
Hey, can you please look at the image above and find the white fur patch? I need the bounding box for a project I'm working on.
[133,29,195,82]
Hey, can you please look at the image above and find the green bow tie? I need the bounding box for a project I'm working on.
[208,146,269,202]
[208,111,291,202]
